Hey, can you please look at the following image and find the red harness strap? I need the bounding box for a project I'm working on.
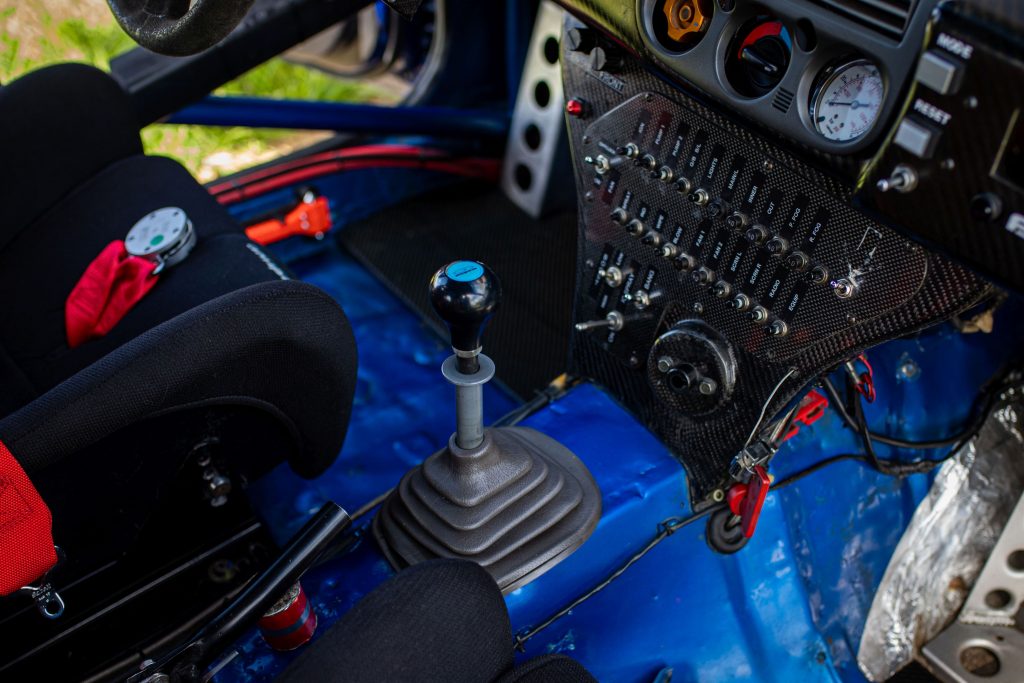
[65,240,159,349]
[0,441,57,595]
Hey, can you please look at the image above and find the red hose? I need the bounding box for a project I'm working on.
[209,144,500,205]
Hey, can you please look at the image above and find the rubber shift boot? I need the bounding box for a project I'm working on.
[373,426,601,593]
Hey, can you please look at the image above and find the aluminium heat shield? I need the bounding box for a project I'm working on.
[857,397,1024,681]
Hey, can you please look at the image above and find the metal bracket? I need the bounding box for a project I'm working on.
[500,1,573,218]
[921,490,1024,681]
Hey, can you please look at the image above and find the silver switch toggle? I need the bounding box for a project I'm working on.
[574,310,625,332]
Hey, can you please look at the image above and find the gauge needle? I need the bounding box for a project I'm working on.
[740,47,778,74]
[827,100,868,109]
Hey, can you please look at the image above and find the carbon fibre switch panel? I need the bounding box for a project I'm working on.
[562,39,991,504]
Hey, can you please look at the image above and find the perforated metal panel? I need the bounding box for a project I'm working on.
[502,1,573,218]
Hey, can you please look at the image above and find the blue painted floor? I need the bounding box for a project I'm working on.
[223,200,1024,683]
[246,239,517,543]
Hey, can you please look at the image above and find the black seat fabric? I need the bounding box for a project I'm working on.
[279,559,597,683]
[0,63,142,249]
[0,63,358,541]
[0,220,286,412]
[0,152,264,416]
[0,279,357,480]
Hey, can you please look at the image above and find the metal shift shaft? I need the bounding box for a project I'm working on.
[429,260,502,451]
[443,354,496,449]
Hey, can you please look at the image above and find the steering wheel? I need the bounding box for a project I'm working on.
[106,0,256,56]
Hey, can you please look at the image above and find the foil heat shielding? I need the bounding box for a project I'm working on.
[857,399,1024,681]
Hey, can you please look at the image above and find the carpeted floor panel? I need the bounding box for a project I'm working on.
[339,182,576,399]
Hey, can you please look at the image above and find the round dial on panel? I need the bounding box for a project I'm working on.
[810,59,884,142]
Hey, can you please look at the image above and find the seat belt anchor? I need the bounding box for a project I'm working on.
[19,545,66,619]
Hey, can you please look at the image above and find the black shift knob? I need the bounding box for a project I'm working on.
[429,261,501,360]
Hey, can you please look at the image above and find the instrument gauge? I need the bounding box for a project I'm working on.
[810,59,884,142]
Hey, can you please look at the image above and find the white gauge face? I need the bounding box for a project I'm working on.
[812,60,884,143]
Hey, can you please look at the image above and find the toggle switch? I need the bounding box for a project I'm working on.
[746,224,769,245]
[688,188,710,206]
[726,211,749,231]
[625,218,646,236]
[784,251,809,271]
[673,253,697,272]
[765,235,789,256]
[642,231,663,248]
[749,305,769,324]
[691,265,715,285]
[637,153,658,171]
[597,265,625,287]
[728,292,752,311]
[574,309,625,332]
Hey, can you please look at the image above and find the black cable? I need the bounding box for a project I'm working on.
[340,369,1007,647]
[513,508,721,650]
[513,378,1012,648]
[771,453,870,489]
[492,375,578,428]
[349,489,393,523]
[847,377,891,473]
[343,376,577,527]
[820,375,993,450]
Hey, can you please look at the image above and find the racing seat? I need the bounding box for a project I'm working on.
[0,64,358,614]
[280,559,597,683]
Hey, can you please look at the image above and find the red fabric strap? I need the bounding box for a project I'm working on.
[65,240,158,349]
[0,440,57,595]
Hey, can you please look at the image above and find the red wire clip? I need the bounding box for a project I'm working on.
[726,465,771,538]
[846,354,876,403]
[245,196,332,245]
[782,390,829,442]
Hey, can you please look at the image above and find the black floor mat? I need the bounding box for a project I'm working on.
[340,183,577,399]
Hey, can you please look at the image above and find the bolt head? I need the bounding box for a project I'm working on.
[698,378,718,395]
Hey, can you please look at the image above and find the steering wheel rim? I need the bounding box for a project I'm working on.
[107,0,256,56]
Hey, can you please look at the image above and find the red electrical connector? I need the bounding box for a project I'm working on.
[846,353,876,402]
[782,390,829,441]
[726,465,771,538]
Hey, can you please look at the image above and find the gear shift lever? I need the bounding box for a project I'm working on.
[374,261,601,593]
[429,260,500,374]
[429,261,500,449]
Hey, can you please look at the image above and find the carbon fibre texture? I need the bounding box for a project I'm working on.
[380,0,424,19]
[562,32,992,505]
[961,0,1024,30]
[857,1,1024,293]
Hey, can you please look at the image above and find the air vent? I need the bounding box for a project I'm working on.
[773,88,795,113]
[811,0,915,39]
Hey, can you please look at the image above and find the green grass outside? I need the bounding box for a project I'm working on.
[1,7,381,180]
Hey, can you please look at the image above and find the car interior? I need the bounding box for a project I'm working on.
[1,0,1023,682]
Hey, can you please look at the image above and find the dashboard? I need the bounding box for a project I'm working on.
[551,0,1024,504]
[561,0,940,156]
